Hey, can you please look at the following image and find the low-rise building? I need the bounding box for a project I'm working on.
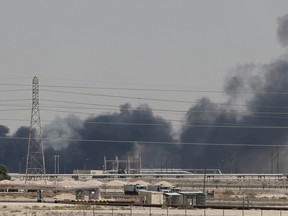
[139,191,164,205]
[164,191,206,206]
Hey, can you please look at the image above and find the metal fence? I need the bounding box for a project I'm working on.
[61,206,288,216]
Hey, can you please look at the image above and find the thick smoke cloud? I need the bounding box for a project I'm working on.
[1,13,288,174]
[0,126,29,173]
[75,103,177,171]
[179,14,288,173]
[224,63,263,105]
[277,13,288,47]
[180,57,288,173]
[43,114,83,151]
[0,104,177,173]
[42,103,177,173]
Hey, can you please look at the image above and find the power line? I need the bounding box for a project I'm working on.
[2,116,288,129]
[2,82,288,95]
[0,89,30,93]
[3,99,288,127]
[2,100,288,117]
[40,99,288,112]
[1,83,288,111]
[0,136,284,148]
[2,83,288,129]
[0,99,30,102]
[0,108,30,112]
[39,88,288,108]
[38,96,288,111]
[39,107,288,118]
[0,102,288,128]
[40,89,201,104]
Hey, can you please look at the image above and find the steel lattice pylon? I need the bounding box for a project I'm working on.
[25,76,46,183]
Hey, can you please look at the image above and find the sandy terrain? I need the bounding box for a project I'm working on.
[0,202,287,216]
[1,178,288,215]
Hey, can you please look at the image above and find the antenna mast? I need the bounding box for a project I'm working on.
[25,76,46,183]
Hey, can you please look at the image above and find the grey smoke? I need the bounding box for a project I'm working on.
[131,141,143,158]
[277,13,288,47]
[43,114,83,151]
[224,63,263,106]
[2,13,288,173]
[35,103,177,172]
[180,56,288,172]
[179,14,288,172]
[77,103,176,168]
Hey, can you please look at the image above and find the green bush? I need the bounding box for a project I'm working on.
[0,164,11,181]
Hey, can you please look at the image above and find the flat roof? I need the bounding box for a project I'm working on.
[178,191,205,195]
[164,192,181,196]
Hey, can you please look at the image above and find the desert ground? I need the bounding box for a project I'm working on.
[0,202,287,216]
[1,177,288,215]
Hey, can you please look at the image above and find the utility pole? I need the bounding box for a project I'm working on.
[25,76,46,183]
[54,155,60,175]
[203,167,207,193]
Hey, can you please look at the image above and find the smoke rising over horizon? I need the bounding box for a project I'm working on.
[43,114,83,151]
[180,13,288,172]
[1,13,288,174]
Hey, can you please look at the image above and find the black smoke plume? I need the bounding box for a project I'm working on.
[0,103,177,174]
[1,13,288,174]
[0,126,29,173]
[180,13,288,173]
[42,103,177,173]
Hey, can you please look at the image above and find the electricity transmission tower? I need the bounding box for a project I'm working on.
[25,76,46,183]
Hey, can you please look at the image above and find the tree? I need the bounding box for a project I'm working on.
[0,164,11,181]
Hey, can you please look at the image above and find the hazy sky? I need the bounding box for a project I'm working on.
[1,0,288,133]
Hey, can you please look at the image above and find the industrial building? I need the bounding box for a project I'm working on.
[164,191,206,206]
[139,190,164,205]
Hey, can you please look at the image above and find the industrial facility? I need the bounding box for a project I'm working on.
[2,73,288,214]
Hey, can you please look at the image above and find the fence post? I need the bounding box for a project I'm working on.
[149,206,152,216]
[242,195,245,216]
[130,205,132,216]
[223,209,224,216]
[261,209,263,216]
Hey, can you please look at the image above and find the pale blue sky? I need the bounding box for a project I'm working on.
[0,0,288,133]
